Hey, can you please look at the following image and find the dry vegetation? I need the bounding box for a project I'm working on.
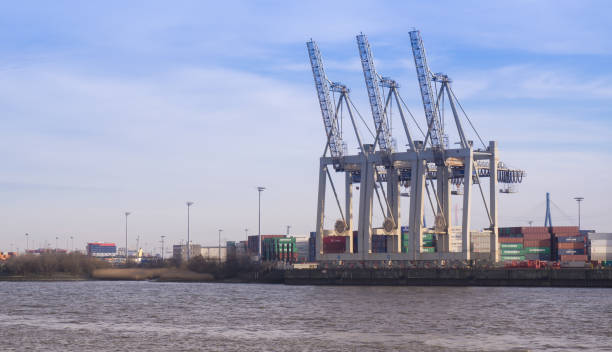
[92,268,214,281]
[0,252,110,277]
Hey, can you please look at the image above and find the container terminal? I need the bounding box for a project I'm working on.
[3,30,610,285]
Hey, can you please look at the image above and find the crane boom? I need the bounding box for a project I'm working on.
[409,30,442,148]
[356,34,392,152]
[307,40,344,158]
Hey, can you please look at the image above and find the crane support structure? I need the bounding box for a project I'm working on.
[356,34,393,153]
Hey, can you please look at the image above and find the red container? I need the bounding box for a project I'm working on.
[499,237,523,243]
[323,236,347,253]
[558,242,584,250]
[524,239,550,248]
[560,254,588,262]
[554,232,581,237]
[551,226,580,236]
[520,226,550,235]
[523,233,550,240]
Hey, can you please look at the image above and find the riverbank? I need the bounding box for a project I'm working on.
[0,267,285,283]
[3,267,612,287]
[284,267,612,287]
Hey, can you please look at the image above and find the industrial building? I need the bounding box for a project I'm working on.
[307,30,525,263]
[86,242,117,257]
[200,246,227,262]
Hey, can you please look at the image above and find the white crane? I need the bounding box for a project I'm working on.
[356,34,393,153]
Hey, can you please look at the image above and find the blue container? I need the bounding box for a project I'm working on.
[557,236,585,243]
[308,237,316,261]
[558,249,585,255]
[525,253,551,261]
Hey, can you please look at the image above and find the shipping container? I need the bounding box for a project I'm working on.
[524,247,551,254]
[372,235,388,253]
[550,226,580,235]
[499,237,523,244]
[557,235,585,243]
[590,246,612,254]
[557,242,584,250]
[501,255,525,261]
[323,236,347,253]
[501,249,524,255]
[421,247,436,253]
[560,254,588,262]
[522,232,550,240]
[308,237,316,262]
[525,253,551,261]
[558,249,585,256]
[500,243,523,249]
[523,239,550,248]
[589,254,612,261]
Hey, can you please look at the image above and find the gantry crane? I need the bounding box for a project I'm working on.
[308,31,526,263]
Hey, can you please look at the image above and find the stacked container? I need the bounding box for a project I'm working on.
[322,236,347,253]
[522,227,551,261]
[294,236,310,262]
[248,234,285,255]
[262,237,297,262]
[498,227,526,261]
[551,226,587,264]
[470,231,491,253]
[498,226,552,261]
[589,233,612,265]
[372,234,389,253]
[308,232,316,261]
[422,232,436,253]
[401,226,410,253]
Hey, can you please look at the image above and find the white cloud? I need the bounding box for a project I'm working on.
[451,65,612,100]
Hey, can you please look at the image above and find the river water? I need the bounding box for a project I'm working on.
[0,281,610,351]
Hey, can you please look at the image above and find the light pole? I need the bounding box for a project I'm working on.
[55,236,59,251]
[574,197,584,230]
[70,236,74,252]
[286,225,291,235]
[257,186,265,259]
[244,228,248,240]
[161,235,166,260]
[25,233,29,253]
[186,201,194,262]
[125,212,131,263]
[218,229,223,264]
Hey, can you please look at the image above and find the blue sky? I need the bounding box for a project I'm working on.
[1,1,611,253]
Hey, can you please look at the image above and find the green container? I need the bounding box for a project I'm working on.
[501,249,524,255]
[421,247,436,253]
[500,243,523,249]
[524,247,550,254]
[501,255,525,261]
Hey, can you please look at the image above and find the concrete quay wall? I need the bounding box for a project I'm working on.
[284,268,612,287]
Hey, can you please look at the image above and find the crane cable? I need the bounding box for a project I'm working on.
[397,93,426,138]
[347,96,376,139]
[448,86,487,149]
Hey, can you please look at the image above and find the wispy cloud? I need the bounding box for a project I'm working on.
[452,65,612,100]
